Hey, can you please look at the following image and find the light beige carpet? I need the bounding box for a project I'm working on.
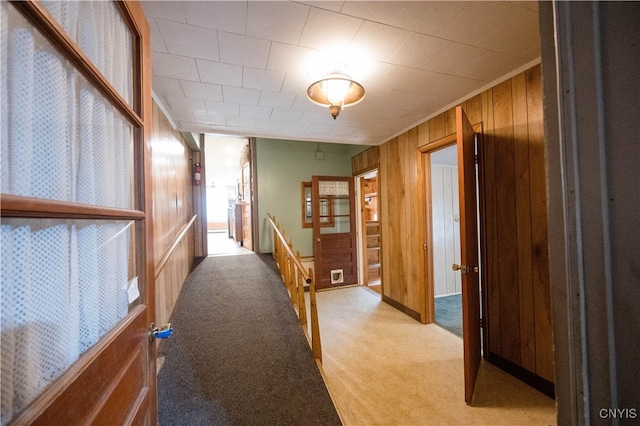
[314,286,556,426]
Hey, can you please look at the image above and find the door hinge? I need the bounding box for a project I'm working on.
[474,154,479,164]
[479,318,484,328]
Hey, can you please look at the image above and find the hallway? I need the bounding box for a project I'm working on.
[160,245,556,425]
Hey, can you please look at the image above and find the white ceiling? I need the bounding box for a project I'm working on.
[142,1,541,146]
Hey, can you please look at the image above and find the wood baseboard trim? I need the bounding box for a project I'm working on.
[382,295,421,322]
[487,351,555,399]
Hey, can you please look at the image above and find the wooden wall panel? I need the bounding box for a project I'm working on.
[150,101,195,325]
[526,66,554,382]
[379,130,422,317]
[492,79,522,365]
[352,146,380,175]
[431,165,461,296]
[512,72,536,373]
[155,237,191,327]
[368,64,554,388]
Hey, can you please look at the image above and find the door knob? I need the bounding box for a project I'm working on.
[148,323,173,342]
[452,264,479,274]
[452,263,467,274]
[316,238,321,242]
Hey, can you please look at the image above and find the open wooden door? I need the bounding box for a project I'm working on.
[312,176,358,290]
[1,1,158,424]
[456,106,482,404]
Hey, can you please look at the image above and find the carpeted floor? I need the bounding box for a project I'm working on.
[434,293,462,337]
[157,253,341,426]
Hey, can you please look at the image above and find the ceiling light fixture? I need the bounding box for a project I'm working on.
[307,62,365,119]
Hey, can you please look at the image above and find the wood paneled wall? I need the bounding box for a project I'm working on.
[353,64,553,385]
[351,146,380,175]
[480,66,553,383]
[379,128,423,317]
[151,101,195,326]
[431,165,461,297]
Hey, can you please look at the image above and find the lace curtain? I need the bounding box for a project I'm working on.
[1,3,135,423]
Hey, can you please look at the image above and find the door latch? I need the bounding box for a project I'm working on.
[452,264,479,274]
[148,323,173,342]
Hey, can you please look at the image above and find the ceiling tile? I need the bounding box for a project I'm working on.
[247,2,309,44]
[205,100,240,116]
[196,60,243,87]
[307,123,334,134]
[152,52,199,81]
[182,1,247,34]
[475,8,541,59]
[178,121,213,132]
[421,42,487,76]
[454,50,526,83]
[436,1,521,46]
[180,81,223,101]
[165,96,207,114]
[223,86,261,105]
[242,68,286,92]
[225,116,256,128]
[297,7,363,50]
[267,42,316,73]
[259,92,296,109]
[253,118,285,133]
[339,1,403,26]
[152,77,184,97]
[240,104,273,119]
[141,1,186,23]
[271,108,304,121]
[391,1,464,35]
[194,112,226,125]
[148,19,167,53]
[299,1,344,12]
[349,21,409,62]
[157,20,219,61]
[386,32,449,68]
[165,109,195,123]
[218,32,271,69]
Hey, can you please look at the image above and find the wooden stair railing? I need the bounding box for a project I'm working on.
[266,214,322,362]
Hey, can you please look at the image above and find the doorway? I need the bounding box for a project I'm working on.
[203,136,250,256]
[312,176,358,290]
[418,107,483,403]
[355,170,381,295]
[429,145,463,337]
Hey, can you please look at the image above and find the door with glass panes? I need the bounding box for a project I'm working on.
[312,176,358,290]
[1,1,156,424]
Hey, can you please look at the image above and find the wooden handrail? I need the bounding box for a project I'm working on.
[155,215,197,279]
[266,213,322,362]
[267,215,312,284]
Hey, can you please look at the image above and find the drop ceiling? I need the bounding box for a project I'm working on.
[142,1,540,146]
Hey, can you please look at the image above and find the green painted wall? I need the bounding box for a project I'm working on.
[256,138,368,256]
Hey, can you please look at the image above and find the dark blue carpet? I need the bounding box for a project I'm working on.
[434,293,462,338]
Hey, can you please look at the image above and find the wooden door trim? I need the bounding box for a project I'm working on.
[11,1,144,127]
[3,1,157,424]
[10,305,147,424]
[417,133,457,324]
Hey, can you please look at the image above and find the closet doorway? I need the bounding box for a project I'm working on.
[356,170,381,295]
[428,144,462,337]
[418,106,482,403]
